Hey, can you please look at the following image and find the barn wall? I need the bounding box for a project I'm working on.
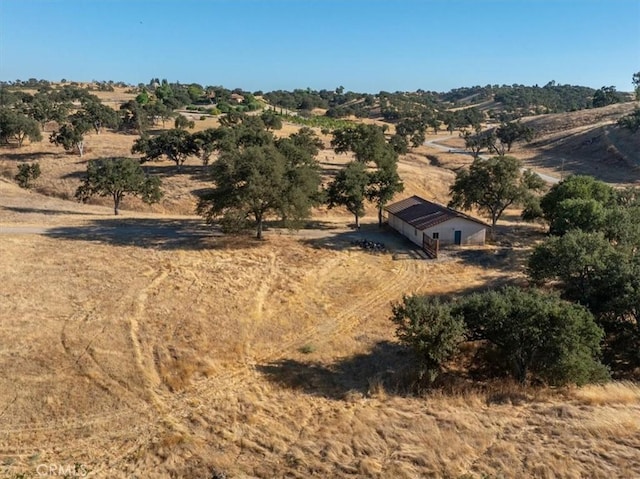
[388,214,486,247]
[387,213,423,247]
[423,218,486,245]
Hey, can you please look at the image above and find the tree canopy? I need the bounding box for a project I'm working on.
[0,108,42,147]
[449,155,545,232]
[455,286,606,385]
[196,124,322,238]
[326,161,369,229]
[132,129,198,168]
[75,157,162,215]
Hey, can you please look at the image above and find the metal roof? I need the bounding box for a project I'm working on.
[385,195,489,230]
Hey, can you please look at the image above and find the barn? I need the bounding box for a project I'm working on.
[385,196,488,256]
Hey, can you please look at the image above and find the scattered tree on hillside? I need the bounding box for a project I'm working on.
[119,100,151,134]
[0,108,42,146]
[73,100,119,134]
[131,129,198,168]
[192,128,226,165]
[326,161,369,229]
[50,120,91,156]
[331,123,404,224]
[617,107,640,133]
[196,124,322,238]
[395,117,427,149]
[367,164,404,227]
[15,162,41,189]
[592,86,623,108]
[174,114,195,130]
[461,130,495,159]
[495,121,535,153]
[75,157,162,215]
[331,124,392,166]
[449,155,545,234]
[274,129,324,226]
[633,72,640,101]
[260,109,283,131]
[25,93,70,130]
[197,143,321,239]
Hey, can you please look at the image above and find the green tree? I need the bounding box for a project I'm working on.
[449,155,545,234]
[131,129,198,168]
[548,198,607,236]
[75,100,119,134]
[633,72,640,101]
[494,121,535,153]
[456,286,607,385]
[192,127,227,165]
[174,114,195,130]
[617,107,640,133]
[15,162,41,189]
[260,109,283,131]
[539,175,615,227]
[75,157,162,215]
[527,230,640,369]
[145,101,175,128]
[326,161,369,228]
[592,86,622,108]
[50,121,90,156]
[391,295,466,383]
[119,100,150,134]
[274,130,323,226]
[197,143,320,239]
[367,164,404,227]
[26,93,70,130]
[527,230,623,310]
[0,108,42,147]
[331,124,392,167]
[461,129,495,159]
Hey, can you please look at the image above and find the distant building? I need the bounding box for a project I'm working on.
[385,195,488,257]
[230,93,245,103]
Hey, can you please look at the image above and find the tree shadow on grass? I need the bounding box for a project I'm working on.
[43,217,262,251]
[62,163,209,181]
[301,223,425,259]
[1,205,100,216]
[258,341,412,400]
[0,150,60,162]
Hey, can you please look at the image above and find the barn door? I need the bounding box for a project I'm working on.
[454,230,462,245]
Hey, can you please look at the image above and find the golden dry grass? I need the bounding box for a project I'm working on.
[1,107,640,478]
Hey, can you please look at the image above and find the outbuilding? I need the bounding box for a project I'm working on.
[385,195,488,257]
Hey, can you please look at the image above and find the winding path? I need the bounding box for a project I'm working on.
[425,136,561,184]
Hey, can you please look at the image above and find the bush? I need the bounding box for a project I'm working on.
[391,295,467,382]
[15,162,41,189]
[617,107,640,133]
[455,286,608,385]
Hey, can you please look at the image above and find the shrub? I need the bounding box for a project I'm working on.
[455,286,608,385]
[15,162,41,189]
[391,295,466,382]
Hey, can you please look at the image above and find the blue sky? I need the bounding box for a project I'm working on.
[1,0,638,93]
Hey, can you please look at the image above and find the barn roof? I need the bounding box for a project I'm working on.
[385,195,489,230]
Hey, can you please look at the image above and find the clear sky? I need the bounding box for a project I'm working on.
[1,0,638,93]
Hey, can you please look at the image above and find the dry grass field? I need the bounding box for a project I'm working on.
[1,99,640,478]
